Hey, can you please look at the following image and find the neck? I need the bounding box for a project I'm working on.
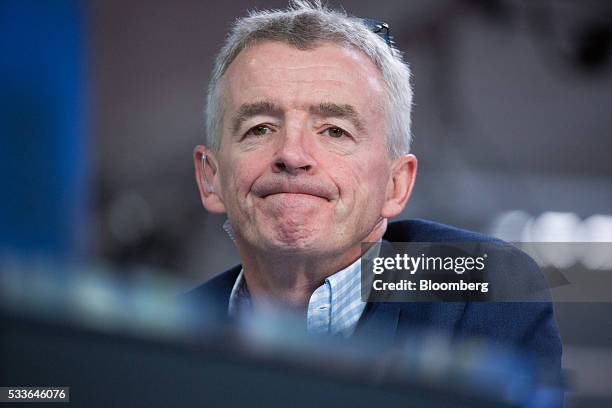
[236,219,387,312]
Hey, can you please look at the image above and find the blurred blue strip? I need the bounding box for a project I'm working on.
[0,0,87,259]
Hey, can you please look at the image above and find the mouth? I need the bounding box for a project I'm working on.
[263,191,328,199]
[253,180,336,202]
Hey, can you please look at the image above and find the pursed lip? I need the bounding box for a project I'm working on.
[264,191,326,200]
[252,179,336,201]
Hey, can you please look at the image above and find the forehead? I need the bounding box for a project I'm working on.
[219,41,386,116]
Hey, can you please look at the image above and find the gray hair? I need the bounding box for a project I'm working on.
[205,0,413,157]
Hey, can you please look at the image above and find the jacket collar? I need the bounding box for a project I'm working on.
[352,239,403,344]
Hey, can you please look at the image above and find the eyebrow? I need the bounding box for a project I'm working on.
[229,100,366,134]
[230,101,283,134]
[310,102,365,133]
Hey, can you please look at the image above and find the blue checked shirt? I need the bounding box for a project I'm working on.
[228,254,369,338]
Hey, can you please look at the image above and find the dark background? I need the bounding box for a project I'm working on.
[88,0,612,278]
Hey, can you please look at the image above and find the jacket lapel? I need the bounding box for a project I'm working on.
[355,238,459,344]
[352,301,401,346]
[352,239,402,344]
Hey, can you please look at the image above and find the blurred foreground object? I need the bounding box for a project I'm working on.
[1,259,562,408]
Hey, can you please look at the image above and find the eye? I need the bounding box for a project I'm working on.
[245,125,273,137]
[324,127,347,138]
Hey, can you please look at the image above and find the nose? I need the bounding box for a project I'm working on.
[272,129,315,176]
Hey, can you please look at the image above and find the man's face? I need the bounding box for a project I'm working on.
[202,41,410,256]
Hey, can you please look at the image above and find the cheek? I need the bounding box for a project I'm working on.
[231,162,256,192]
[368,162,391,195]
[353,157,390,194]
[220,151,268,200]
[332,156,390,209]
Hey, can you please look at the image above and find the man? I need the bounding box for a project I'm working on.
[186,0,561,375]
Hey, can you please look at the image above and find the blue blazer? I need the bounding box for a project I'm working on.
[185,219,562,375]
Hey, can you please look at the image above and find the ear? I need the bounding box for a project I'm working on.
[193,145,226,214]
[381,154,417,219]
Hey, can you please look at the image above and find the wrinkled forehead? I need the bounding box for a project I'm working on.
[217,41,387,116]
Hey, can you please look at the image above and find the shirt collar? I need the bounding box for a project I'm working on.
[228,268,250,318]
[227,242,381,334]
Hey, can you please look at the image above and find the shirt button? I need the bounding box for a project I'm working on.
[318,305,328,310]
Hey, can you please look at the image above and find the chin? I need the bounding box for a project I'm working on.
[262,224,328,254]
